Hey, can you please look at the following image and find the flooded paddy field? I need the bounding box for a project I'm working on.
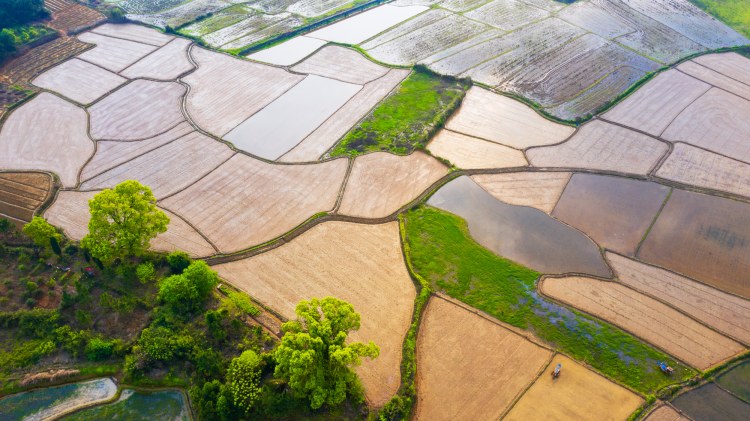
[672,383,750,421]
[62,388,190,421]
[0,378,117,421]
[717,361,750,402]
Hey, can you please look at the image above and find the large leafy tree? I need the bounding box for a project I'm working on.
[228,350,263,412]
[158,260,219,314]
[81,180,169,263]
[0,0,48,28]
[274,297,379,409]
[23,216,62,251]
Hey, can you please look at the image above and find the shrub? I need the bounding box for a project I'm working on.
[85,338,117,361]
[64,244,78,256]
[136,262,156,283]
[167,251,191,273]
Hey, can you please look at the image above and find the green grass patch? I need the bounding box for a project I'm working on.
[402,206,695,394]
[218,285,261,317]
[690,0,750,38]
[329,69,468,157]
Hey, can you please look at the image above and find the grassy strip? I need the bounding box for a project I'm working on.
[689,0,750,38]
[401,206,696,394]
[217,285,260,317]
[330,68,469,158]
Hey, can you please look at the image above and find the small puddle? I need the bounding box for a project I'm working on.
[0,378,117,421]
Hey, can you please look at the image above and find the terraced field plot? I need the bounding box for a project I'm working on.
[427,129,528,169]
[31,58,126,105]
[656,143,750,198]
[46,0,106,34]
[214,221,416,407]
[0,172,52,226]
[471,172,571,214]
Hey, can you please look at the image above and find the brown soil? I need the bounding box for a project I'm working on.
[540,277,745,369]
[291,45,389,85]
[656,143,750,198]
[414,297,551,421]
[471,172,571,214]
[644,404,690,421]
[76,32,158,73]
[0,172,52,223]
[120,38,194,81]
[427,129,528,169]
[505,354,643,421]
[1,37,92,85]
[48,2,106,35]
[90,23,173,47]
[214,221,416,407]
[32,58,126,104]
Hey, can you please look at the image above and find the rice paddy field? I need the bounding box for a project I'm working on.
[1,3,750,420]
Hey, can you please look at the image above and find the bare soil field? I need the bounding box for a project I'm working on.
[0,172,52,225]
[89,80,186,140]
[672,383,750,421]
[44,190,215,257]
[183,47,303,137]
[655,143,750,198]
[662,88,750,162]
[527,120,668,175]
[337,152,448,218]
[638,189,750,299]
[505,354,643,421]
[607,252,750,345]
[161,154,348,253]
[31,58,126,105]
[90,23,173,47]
[80,122,195,181]
[0,93,92,187]
[414,297,551,421]
[80,132,234,199]
[445,87,575,149]
[291,46,389,85]
[76,32,158,73]
[603,70,710,136]
[677,60,750,102]
[692,52,750,86]
[427,129,528,169]
[644,404,689,421]
[429,176,611,277]
[540,277,745,369]
[120,38,195,81]
[280,69,409,162]
[471,172,571,214]
[214,221,416,407]
[552,174,670,256]
[1,37,92,85]
[47,1,105,35]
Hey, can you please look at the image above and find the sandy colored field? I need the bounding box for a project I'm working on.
[32,58,126,105]
[161,154,348,253]
[291,46,389,85]
[77,32,158,72]
[604,70,710,136]
[638,189,750,298]
[644,404,690,421]
[81,132,234,199]
[608,253,750,345]
[121,38,195,81]
[0,172,52,223]
[552,174,670,256]
[446,87,574,149]
[80,123,195,180]
[693,52,750,87]
[89,80,186,140]
[415,297,551,421]
[183,47,303,137]
[471,172,571,213]
[427,129,527,169]
[247,36,326,66]
[0,93,93,187]
[214,221,415,407]
[541,277,745,369]
[338,152,448,218]
[527,121,668,175]
[677,60,750,102]
[656,143,750,198]
[505,354,643,421]
[662,88,750,162]
[44,190,215,257]
[280,69,409,162]
[90,23,173,46]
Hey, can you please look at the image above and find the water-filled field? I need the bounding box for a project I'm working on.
[0,378,117,420]
[62,389,190,420]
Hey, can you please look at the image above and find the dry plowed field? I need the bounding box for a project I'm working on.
[291,46,389,85]
[0,172,52,225]
[76,32,158,73]
[607,253,750,346]
[471,172,571,214]
[677,60,750,102]
[656,143,750,198]
[44,190,215,257]
[644,404,690,421]
[90,24,173,46]
[414,297,551,421]
[32,58,126,105]
[1,37,92,85]
[505,354,643,421]
[552,174,670,256]
[48,2,105,35]
[337,152,448,218]
[427,129,527,170]
[0,93,93,187]
[540,277,745,369]
[527,120,668,175]
[120,38,195,81]
[161,154,348,253]
[638,189,750,299]
[214,221,416,407]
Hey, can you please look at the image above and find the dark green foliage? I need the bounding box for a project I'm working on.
[0,218,12,233]
[50,236,61,256]
[0,0,48,28]
[167,250,192,273]
[85,337,118,361]
[158,260,219,314]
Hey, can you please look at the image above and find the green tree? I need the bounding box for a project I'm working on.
[228,350,263,412]
[166,250,191,273]
[158,260,219,313]
[22,216,62,252]
[0,217,13,233]
[274,297,379,409]
[81,180,169,264]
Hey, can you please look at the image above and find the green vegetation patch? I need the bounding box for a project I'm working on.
[402,206,695,394]
[330,69,468,157]
[690,1,750,38]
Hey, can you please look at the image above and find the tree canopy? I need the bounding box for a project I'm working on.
[228,350,263,412]
[81,180,169,264]
[274,297,379,409]
[23,216,62,251]
[158,260,219,314]
[0,0,48,29]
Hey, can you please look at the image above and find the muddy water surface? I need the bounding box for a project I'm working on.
[62,388,190,420]
[0,378,117,421]
[717,362,750,402]
[672,383,749,421]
